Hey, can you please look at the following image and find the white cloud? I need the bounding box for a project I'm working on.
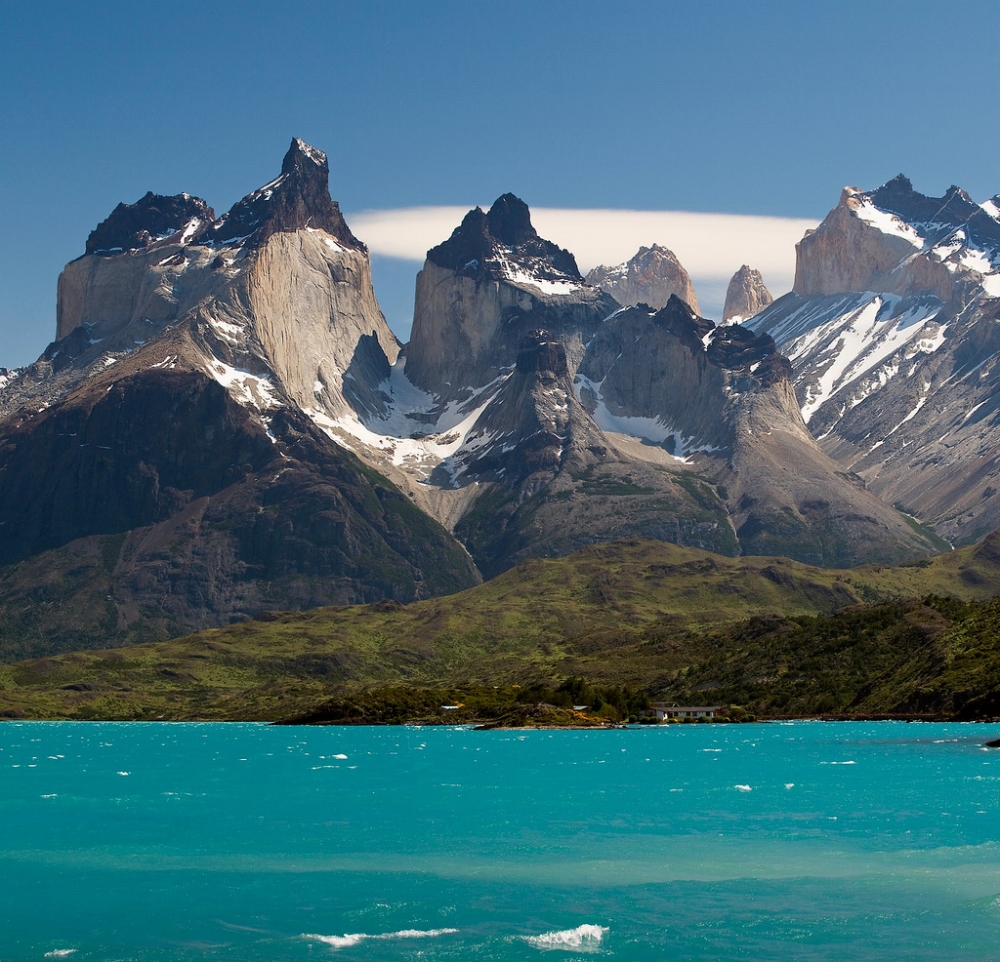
[347,206,470,261]
[347,205,818,318]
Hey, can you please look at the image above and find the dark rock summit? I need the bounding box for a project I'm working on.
[709,319,790,387]
[868,175,1000,244]
[85,192,216,255]
[198,138,365,250]
[406,194,616,398]
[427,193,581,281]
[81,139,365,258]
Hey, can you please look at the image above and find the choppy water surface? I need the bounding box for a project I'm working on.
[2,721,999,961]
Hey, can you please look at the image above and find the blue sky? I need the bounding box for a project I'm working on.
[3,0,1000,366]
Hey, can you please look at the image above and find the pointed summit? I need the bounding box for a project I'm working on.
[200,137,364,250]
[723,265,773,322]
[485,193,536,248]
[282,137,329,175]
[426,192,581,280]
[406,195,616,398]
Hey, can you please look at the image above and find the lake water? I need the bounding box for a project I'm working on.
[2,721,1000,961]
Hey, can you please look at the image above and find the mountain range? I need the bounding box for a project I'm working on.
[1,140,993,660]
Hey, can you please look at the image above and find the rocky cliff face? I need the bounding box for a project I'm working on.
[585,244,700,313]
[0,140,479,658]
[749,175,1000,545]
[723,265,773,322]
[404,194,617,399]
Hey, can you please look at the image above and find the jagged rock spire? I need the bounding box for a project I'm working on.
[723,265,773,322]
[199,137,365,250]
[426,193,581,280]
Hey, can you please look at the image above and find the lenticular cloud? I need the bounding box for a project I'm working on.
[347,205,816,303]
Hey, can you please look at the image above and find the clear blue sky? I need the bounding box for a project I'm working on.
[3,0,1000,366]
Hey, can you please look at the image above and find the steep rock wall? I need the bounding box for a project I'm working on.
[246,230,399,419]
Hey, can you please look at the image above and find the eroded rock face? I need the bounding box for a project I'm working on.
[723,265,773,321]
[405,194,617,399]
[585,244,700,313]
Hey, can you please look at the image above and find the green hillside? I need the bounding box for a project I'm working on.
[3,535,1000,722]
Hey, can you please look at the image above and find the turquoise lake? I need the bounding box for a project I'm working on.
[2,721,1000,960]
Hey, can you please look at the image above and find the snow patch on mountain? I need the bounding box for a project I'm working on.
[491,246,583,295]
[0,369,20,394]
[307,360,507,484]
[781,294,946,423]
[206,361,280,411]
[574,373,716,461]
[207,318,246,344]
[852,195,923,248]
[502,267,583,296]
[981,199,1000,221]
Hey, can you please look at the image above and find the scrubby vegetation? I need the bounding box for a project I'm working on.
[282,679,651,727]
[2,536,1000,722]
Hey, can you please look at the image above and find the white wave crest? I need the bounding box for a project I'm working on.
[522,924,608,951]
[44,952,77,958]
[303,928,458,950]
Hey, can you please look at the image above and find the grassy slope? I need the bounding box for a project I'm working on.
[3,535,1000,721]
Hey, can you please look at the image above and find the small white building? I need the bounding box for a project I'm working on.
[649,703,722,721]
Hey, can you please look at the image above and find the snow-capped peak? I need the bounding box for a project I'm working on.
[290,137,327,166]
